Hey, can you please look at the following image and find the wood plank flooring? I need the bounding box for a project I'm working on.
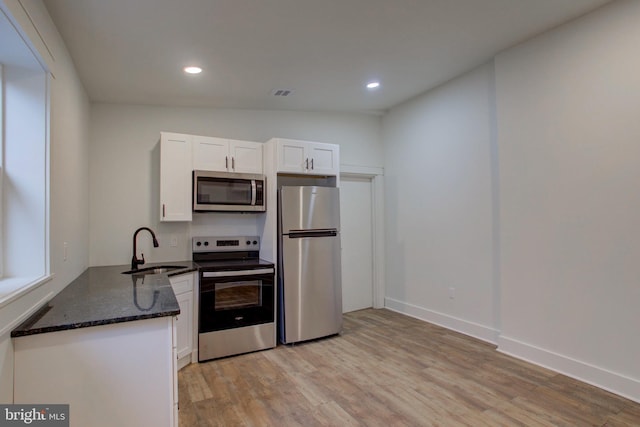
[178,309,640,426]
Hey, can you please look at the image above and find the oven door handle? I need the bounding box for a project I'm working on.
[201,268,274,278]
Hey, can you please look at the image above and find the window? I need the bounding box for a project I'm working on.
[0,8,51,305]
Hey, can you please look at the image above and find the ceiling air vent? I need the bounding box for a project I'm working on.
[271,89,294,97]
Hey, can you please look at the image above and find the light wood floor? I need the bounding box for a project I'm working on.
[178,309,640,426]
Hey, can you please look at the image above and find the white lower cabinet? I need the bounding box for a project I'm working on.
[169,272,195,370]
[171,316,179,427]
[13,317,177,427]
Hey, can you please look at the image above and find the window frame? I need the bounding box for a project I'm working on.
[0,10,52,307]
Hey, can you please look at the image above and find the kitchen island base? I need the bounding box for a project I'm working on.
[14,317,177,427]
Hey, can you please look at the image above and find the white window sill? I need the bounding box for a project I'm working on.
[0,275,54,308]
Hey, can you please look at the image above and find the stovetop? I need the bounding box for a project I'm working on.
[192,235,274,271]
[192,235,260,253]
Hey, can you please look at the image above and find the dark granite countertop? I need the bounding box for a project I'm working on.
[11,261,198,338]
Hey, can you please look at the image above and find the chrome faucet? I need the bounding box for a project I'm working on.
[131,227,159,270]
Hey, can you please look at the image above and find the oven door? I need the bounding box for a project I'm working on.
[199,268,274,332]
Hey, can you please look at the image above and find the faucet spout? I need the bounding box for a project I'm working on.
[131,227,159,270]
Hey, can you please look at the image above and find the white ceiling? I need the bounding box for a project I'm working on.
[44,0,611,114]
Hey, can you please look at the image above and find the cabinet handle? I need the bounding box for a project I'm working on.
[162,204,166,218]
[311,158,314,170]
[305,158,309,169]
[232,157,235,170]
[225,156,228,169]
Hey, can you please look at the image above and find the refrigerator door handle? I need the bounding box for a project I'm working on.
[288,229,338,238]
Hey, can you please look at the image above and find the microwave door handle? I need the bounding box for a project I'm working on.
[251,180,256,206]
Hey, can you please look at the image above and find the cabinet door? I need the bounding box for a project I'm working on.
[175,291,193,361]
[160,133,192,221]
[192,136,230,171]
[170,273,194,365]
[308,142,340,176]
[276,140,307,173]
[229,140,263,173]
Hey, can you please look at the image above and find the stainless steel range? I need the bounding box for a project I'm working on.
[193,236,275,361]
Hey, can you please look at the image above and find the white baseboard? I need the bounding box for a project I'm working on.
[384,297,500,345]
[383,296,640,404]
[498,335,640,404]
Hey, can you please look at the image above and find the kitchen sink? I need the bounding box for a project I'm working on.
[121,265,187,275]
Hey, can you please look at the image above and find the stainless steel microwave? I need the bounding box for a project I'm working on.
[193,171,266,212]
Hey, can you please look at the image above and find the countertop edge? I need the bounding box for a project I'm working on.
[11,309,181,338]
[11,262,197,338]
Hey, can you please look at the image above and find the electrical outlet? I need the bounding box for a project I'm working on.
[448,287,455,299]
[63,242,68,261]
[170,235,178,247]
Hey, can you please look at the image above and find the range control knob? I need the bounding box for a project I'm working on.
[196,241,201,246]
[252,240,258,245]
[204,241,209,246]
[246,240,251,245]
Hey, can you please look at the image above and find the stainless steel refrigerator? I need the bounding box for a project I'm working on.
[278,185,343,344]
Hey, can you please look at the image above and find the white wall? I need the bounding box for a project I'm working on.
[382,0,640,402]
[495,0,640,400]
[89,104,382,266]
[382,63,498,342]
[0,0,90,403]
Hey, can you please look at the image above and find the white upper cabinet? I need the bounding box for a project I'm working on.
[192,136,228,171]
[193,136,263,174]
[274,138,339,176]
[277,140,307,172]
[229,140,263,173]
[160,132,192,222]
[308,142,340,175]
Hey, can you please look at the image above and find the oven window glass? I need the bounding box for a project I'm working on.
[197,178,252,205]
[215,281,262,310]
[199,272,275,332]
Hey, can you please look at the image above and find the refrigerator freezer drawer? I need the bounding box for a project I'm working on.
[281,234,343,343]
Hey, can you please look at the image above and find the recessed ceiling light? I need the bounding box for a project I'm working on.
[366,81,380,89]
[184,66,202,74]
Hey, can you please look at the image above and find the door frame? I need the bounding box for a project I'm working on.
[340,164,385,309]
